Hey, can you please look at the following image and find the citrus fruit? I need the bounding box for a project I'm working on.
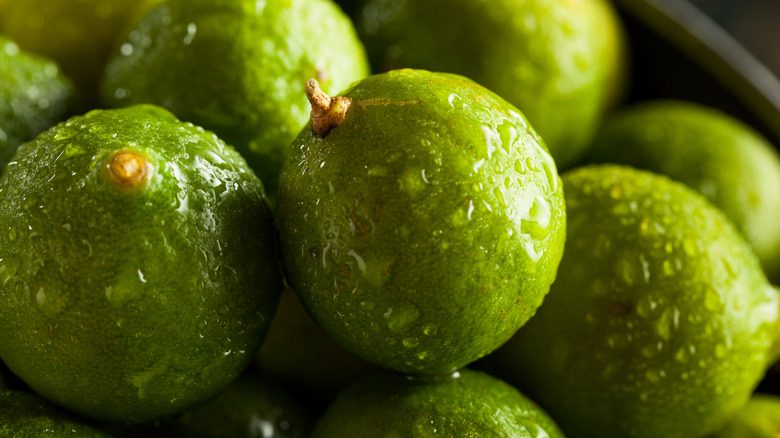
[311,369,564,437]
[0,0,161,104]
[276,69,566,375]
[0,37,80,173]
[106,372,314,438]
[101,0,370,195]
[356,0,626,169]
[0,105,282,423]
[493,165,780,438]
[254,288,378,398]
[0,390,110,437]
[585,100,780,283]
[711,393,780,438]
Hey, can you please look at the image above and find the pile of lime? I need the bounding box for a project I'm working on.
[1,0,780,436]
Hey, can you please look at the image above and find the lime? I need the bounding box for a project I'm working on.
[311,369,564,437]
[106,372,314,438]
[0,105,282,423]
[493,165,780,438]
[356,0,626,169]
[102,0,370,195]
[0,0,161,103]
[711,393,780,438]
[276,69,566,375]
[585,100,780,283]
[254,288,378,398]
[0,37,80,173]
[0,390,109,437]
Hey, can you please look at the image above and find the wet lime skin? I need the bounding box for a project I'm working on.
[0,105,282,423]
[106,373,314,438]
[585,100,780,283]
[102,0,369,195]
[0,37,80,174]
[276,69,566,375]
[494,165,780,438]
[311,369,564,437]
[0,390,110,437]
[356,0,624,169]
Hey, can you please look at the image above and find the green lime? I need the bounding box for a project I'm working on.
[0,37,80,174]
[311,369,564,437]
[106,372,314,438]
[0,0,161,104]
[254,288,378,398]
[0,390,109,437]
[276,69,566,375]
[710,393,780,438]
[356,0,626,169]
[101,0,369,195]
[493,164,780,438]
[0,105,282,423]
[584,100,780,283]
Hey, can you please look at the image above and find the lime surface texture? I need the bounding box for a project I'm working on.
[356,0,625,169]
[106,373,313,438]
[585,100,780,283]
[0,390,110,437]
[276,69,567,375]
[0,37,79,174]
[494,165,780,438]
[254,288,378,398]
[102,0,370,196]
[0,105,282,423]
[311,369,565,437]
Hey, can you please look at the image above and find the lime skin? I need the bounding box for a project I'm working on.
[493,165,780,438]
[101,0,369,196]
[311,369,564,438]
[0,105,282,423]
[356,0,626,169]
[0,37,80,174]
[254,288,379,399]
[584,100,780,283]
[104,372,314,438]
[276,69,566,375]
[0,390,110,437]
[710,393,780,438]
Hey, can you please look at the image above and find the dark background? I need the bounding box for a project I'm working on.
[689,0,780,77]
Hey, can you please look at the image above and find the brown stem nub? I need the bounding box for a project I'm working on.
[107,151,151,189]
[305,78,351,139]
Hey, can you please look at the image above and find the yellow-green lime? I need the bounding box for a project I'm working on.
[311,369,565,437]
[0,0,161,103]
[102,0,369,195]
[493,165,780,438]
[356,0,626,169]
[0,390,110,437]
[276,70,566,375]
[0,105,282,423]
[584,100,780,283]
[0,37,80,174]
[710,393,780,438]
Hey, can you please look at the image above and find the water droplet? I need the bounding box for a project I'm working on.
[183,23,197,45]
[386,304,420,333]
[403,337,419,348]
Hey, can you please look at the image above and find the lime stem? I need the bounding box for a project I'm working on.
[305,79,351,138]
[107,151,151,189]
